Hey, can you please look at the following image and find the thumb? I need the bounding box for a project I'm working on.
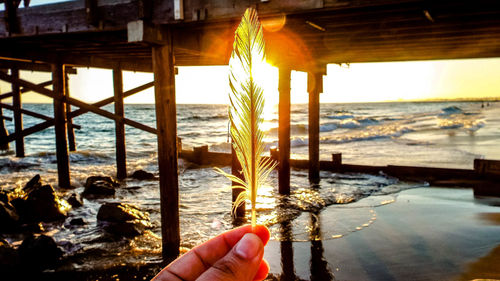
[197,233,264,281]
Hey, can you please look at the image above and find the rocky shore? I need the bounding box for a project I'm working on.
[0,170,156,277]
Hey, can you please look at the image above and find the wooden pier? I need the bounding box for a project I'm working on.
[1,0,500,261]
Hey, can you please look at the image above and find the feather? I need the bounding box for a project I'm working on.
[215,8,276,228]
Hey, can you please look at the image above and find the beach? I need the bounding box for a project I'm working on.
[264,187,500,280]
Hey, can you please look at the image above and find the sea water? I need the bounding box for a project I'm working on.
[0,101,497,270]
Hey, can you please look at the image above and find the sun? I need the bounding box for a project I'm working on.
[253,61,279,112]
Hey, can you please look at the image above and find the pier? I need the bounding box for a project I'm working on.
[1,0,500,261]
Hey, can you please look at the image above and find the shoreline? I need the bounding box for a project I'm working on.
[264,186,500,280]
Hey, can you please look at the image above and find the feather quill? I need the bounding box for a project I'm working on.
[215,8,276,228]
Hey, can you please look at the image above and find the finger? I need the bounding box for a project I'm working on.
[253,259,270,281]
[153,225,269,281]
[197,233,264,281]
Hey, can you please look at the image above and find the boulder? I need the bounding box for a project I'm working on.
[69,218,86,226]
[97,203,151,237]
[131,170,155,180]
[67,193,83,208]
[23,174,42,194]
[0,239,20,273]
[85,176,119,189]
[18,234,62,271]
[0,201,19,232]
[0,191,8,204]
[26,184,68,222]
[82,176,119,198]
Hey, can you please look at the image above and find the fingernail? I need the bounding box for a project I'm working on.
[235,233,261,260]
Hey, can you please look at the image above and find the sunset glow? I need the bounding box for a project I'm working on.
[1,58,500,105]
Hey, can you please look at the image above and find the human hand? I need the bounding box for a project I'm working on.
[152,225,270,281]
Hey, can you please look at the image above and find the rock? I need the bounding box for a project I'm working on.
[23,174,42,194]
[18,234,62,271]
[0,201,19,232]
[0,191,9,204]
[103,220,151,237]
[67,193,83,208]
[82,181,116,197]
[0,239,20,273]
[26,184,68,222]
[97,202,149,222]
[82,176,119,198]
[85,176,119,189]
[131,170,155,180]
[69,218,86,226]
[97,203,151,237]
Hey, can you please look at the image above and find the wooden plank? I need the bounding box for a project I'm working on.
[65,71,76,152]
[11,68,24,157]
[0,80,53,100]
[113,67,127,179]
[231,146,245,220]
[308,72,322,184]
[278,66,291,194]
[0,104,8,150]
[52,63,71,188]
[152,30,180,259]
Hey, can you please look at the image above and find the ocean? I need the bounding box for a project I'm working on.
[0,101,498,270]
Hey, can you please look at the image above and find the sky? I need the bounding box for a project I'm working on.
[2,58,499,105]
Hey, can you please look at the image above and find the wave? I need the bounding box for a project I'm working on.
[439,106,463,116]
[326,113,354,120]
[321,126,414,144]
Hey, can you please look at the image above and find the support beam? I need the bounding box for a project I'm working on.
[308,72,323,184]
[0,105,8,150]
[65,72,76,152]
[278,66,291,195]
[11,68,24,157]
[0,71,157,135]
[0,79,152,144]
[152,30,180,259]
[0,80,52,100]
[231,146,245,221]
[113,67,126,180]
[52,63,71,188]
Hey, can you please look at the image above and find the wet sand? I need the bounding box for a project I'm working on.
[264,187,500,280]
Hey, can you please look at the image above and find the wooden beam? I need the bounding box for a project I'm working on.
[153,29,180,259]
[65,71,76,152]
[0,80,152,144]
[308,72,322,184]
[278,66,291,195]
[52,63,71,188]
[231,146,245,220]
[113,67,127,180]
[11,68,24,157]
[0,104,8,150]
[0,71,157,135]
[0,80,53,100]
[4,0,21,34]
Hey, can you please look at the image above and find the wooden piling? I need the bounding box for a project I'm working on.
[152,29,180,259]
[278,66,291,195]
[11,68,24,157]
[231,146,245,220]
[0,103,8,150]
[51,63,71,188]
[308,72,322,184]
[65,71,76,152]
[113,67,127,179]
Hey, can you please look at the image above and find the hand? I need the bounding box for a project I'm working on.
[153,225,270,281]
